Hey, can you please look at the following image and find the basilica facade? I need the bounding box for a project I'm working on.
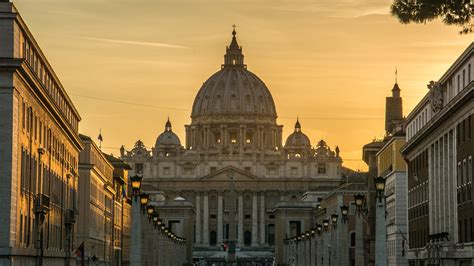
[121,29,344,264]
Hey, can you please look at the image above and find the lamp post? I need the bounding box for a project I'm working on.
[340,205,349,266]
[322,219,330,266]
[310,229,315,266]
[130,174,143,266]
[330,213,339,265]
[316,224,322,265]
[374,176,387,266]
[354,193,365,266]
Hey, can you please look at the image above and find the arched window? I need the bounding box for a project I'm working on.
[244,231,252,246]
[210,231,217,246]
[350,232,356,247]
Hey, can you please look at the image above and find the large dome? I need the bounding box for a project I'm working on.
[191,29,277,120]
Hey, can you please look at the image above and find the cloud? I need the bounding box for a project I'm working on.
[80,36,190,49]
[408,40,471,48]
[270,0,391,18]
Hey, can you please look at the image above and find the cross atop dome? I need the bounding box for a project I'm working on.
[223,25,246,69]
[165,117,172,132]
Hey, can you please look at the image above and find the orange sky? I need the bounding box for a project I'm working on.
[14,0,473,170]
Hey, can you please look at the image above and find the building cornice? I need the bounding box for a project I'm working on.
[401,83,473,156]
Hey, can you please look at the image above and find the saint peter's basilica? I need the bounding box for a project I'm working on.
[121,29,346,264]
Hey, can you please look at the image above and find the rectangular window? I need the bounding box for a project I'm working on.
[266,167,277,175]
[318,163,326,174]
[458,74,461,92]
[469,156,472,183]
[469,115,472,139]
[39,121,42,145]
[463,69,466,88]
[291,167,298,175]
[210,167,217,173]
[135,163,143,175]
[244,167,251,172]
[463,120,466,142]
[183,167,194,175]
[469,64,472,83]
[22,102,26,130]
[19,214,23,244]
[163,166,170,175]
[289,221,301,237]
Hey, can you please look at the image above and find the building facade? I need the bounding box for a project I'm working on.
[401,42,474,265]
[0,2,83,265]
[78,135,116,264]
[377,135,408,266]
[78,135,133,266]
[102,153,132,266]
[121,29,345,264]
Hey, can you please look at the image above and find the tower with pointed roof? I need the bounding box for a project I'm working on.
[385,81,404,135]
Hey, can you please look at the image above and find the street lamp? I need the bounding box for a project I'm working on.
[331,212,338,228]
[323,219,329,231]
[374,176,387,266]
[316,224,322,235]
[353,193,366,266]
[130,174,143,266]
[130,174,143,198]
[340,205,349,223]
[152,214,159,228]
[146,205,154,217]
[374,176,386,202]
[353,194,365,215]
[140,193,149,206]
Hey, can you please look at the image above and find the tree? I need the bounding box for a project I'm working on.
[391,0,473,34]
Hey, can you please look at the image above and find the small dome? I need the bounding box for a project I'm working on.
[285,119,311,148]
[155,119,181,147]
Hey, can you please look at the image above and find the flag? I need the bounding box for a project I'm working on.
[98,132,103,142]
[74,241,84,259]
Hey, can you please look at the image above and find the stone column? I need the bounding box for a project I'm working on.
[306,238,311,266]
[185,125,190,149]
[341,218,349,266]
[375,197,387,266]
[223,126,228,147]
[203,193,209,245]
[207,126,212,149]
[260,193,266,245]
[238,193,244,245]
[239,125,245,155]
[195,194,201,245]
[252,192,258,246]
[191,126,196,149]
[217,193,223,244]
[220,126,224,150]
[130,198,141,266]
[355,214,364,266]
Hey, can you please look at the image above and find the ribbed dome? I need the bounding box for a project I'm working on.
[191,69,277,119]
[155,119,181,147]
[285,119,311,148]
[191,29,277,120]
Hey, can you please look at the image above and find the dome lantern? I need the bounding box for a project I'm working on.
[223,25,245,69]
